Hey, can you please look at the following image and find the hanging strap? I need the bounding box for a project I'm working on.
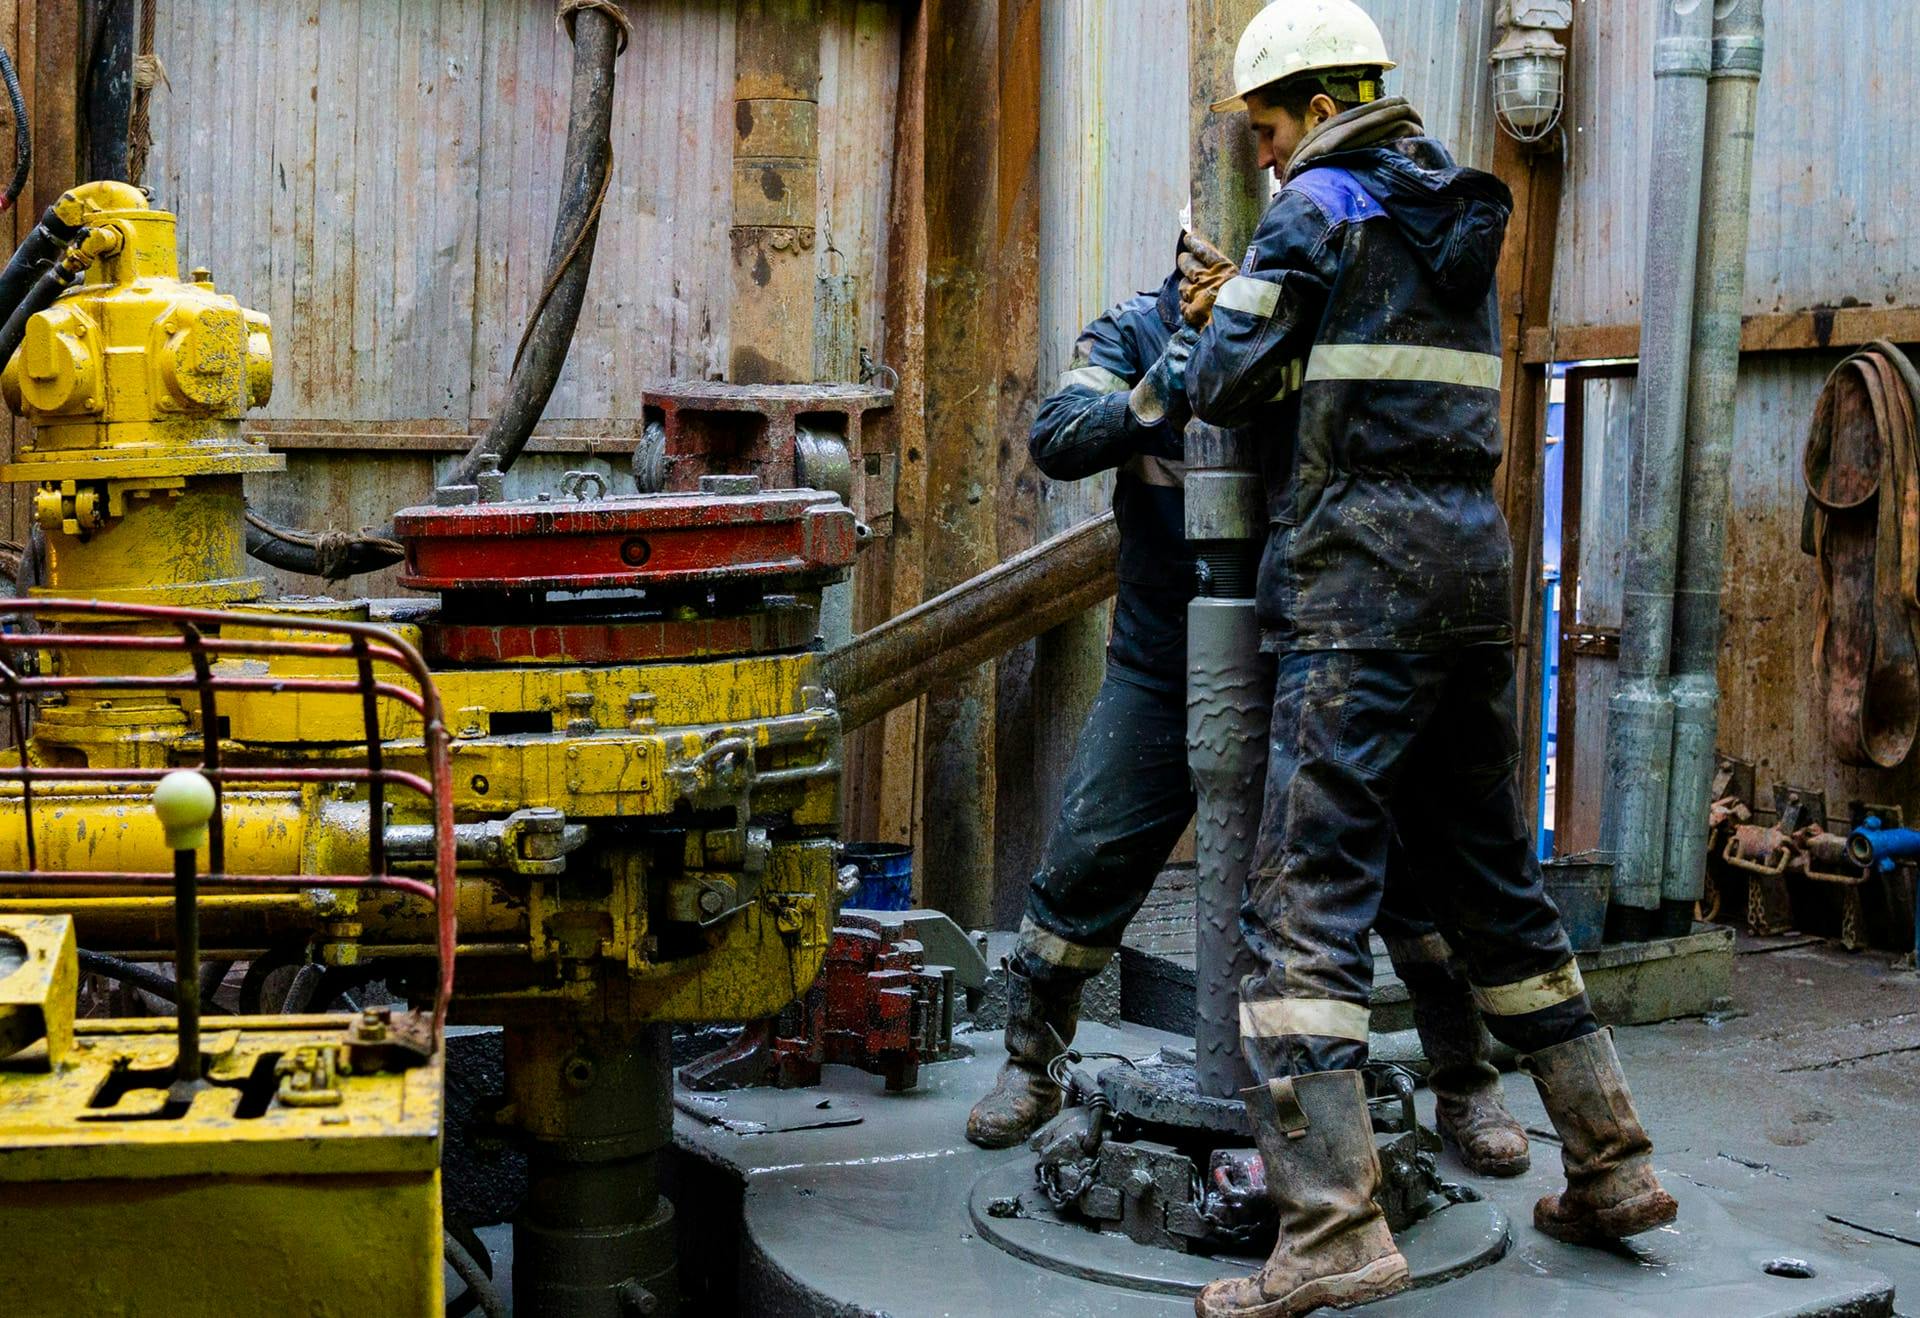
[1801,341,1920,768]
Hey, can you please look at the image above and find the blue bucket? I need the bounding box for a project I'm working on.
[843,842,913,911]
[1542,852,1613,952]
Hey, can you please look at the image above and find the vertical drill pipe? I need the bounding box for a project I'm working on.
[1189,599,1267,1096]
[1598,0,1713,923]
[1662,0,1764,920]
[1187,0,1268,1099]
[171,845,200,1085]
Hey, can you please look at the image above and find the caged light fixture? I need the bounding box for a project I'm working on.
[1491,0,1572,145]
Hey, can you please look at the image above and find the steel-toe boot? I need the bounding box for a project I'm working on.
[1522,1028,1678,1243]
[965,961,1080,1149]
[1194,1070,1411,1318]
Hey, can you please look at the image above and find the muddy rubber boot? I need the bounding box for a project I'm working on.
[1523,1029,1678,1243]
[1194,1071,1411,1318]
[1418,1006,1529,1177]
[965,962,1081,1149]
[1393,933,1530,1177]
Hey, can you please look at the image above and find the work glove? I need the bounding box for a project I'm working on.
[1177,229,1237,328]
[1128,325,1199,431]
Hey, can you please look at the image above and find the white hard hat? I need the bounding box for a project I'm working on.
[1210,0,1397,113]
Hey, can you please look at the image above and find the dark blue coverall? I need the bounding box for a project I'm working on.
[1014,263,1475,1026]
[1185,133,1599,1079]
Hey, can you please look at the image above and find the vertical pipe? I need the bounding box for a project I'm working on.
[1662,0,1764,928]
[1186,0,1267,1099]
[1599,0,1713,932]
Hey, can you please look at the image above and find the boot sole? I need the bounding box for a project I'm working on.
[964,1122,1028,1150]
[1535,1188,1679,1244]
[1439,1125,1531,1178]
[1194,1253,1411,1318]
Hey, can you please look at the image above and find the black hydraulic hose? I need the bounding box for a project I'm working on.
[0,259,80,367]
[445,5,621,489]
[0,44,30,211]
[84,0,136,183]
[243,3,627,580]
[243,515,407,581]
[78,948,182,1005]
[0,204,82,330]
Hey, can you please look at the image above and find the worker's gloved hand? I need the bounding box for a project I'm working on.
[1177,230,1237,328]
[1128,325,1199,430]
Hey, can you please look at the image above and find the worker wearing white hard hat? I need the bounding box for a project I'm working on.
[1177,4,1680,1317]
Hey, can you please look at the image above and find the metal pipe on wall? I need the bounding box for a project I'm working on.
[1186,0,1268,1100]
[1598,0,1714,934]
[1662,0,1765,928]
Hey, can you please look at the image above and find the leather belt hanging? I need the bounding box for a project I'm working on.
[1801,341,1920,768]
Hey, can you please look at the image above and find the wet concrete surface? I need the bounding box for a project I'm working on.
[450,931,1915,1314]
[674,932,1912,1316]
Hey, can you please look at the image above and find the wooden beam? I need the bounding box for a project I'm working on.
[846,2,930,859]
[1524,303,1920,366]
[917,0,1001,928]
[1488,5,1570,831]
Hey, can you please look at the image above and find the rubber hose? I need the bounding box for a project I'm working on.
[0,44,31,210]
[443,1228,509,1318]
[243,7,622,579]
[0,261,81,367]
[242,523,405,579]
[443,7,618,489]
[0,205,82,328]
[84,0,136,182]
[78,948,182,1005]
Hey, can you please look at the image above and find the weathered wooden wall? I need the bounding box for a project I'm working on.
[1551,1,1920,849]
[141,0,900,594]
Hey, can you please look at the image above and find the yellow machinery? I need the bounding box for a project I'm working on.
[0,183,880,1315]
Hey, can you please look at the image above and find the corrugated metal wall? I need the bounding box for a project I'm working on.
[1554,0,1920,848]
[1557,0,1920,327]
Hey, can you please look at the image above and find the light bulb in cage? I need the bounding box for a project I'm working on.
[1492,0,1571,146]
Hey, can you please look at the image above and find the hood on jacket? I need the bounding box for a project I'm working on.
[1307,137,1513,299]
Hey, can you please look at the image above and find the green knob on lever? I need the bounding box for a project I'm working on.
[152,770,216,851]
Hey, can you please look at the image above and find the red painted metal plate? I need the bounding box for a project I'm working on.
[392,490,856,592]
[425,606,819,665]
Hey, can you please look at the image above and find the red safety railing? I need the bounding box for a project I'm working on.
[0,598,457,1040]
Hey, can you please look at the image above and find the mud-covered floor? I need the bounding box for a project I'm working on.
[450,932,1918,1314]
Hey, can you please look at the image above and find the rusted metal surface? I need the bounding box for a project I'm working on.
[393,487,857,592]
[824,512,1119,733]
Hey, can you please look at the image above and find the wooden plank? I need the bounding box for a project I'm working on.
[918,0,1003,927]
[1488,4,1569,830]
[849,2,930,863]
[1525,304,1920,366]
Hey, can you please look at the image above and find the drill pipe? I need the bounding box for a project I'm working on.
[821,512,1118,732]
[1187,0,1269,1100]
[1663,0,1765,922]
[1599,0,1714,927]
